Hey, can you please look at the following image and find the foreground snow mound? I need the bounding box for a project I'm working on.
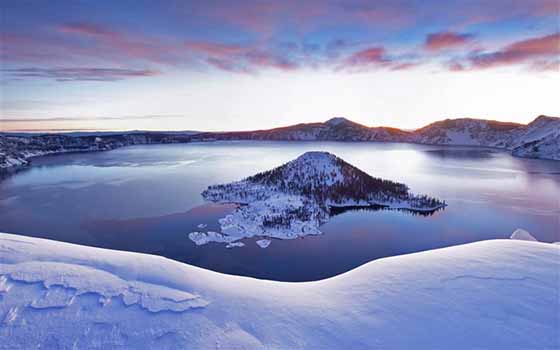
[510,228,538,242]
[1,233,558,349]
[192,152,445,246]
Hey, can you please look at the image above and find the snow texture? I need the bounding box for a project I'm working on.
[1,232,558,349]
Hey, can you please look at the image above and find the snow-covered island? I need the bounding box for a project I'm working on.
[1,232,558,349]
[189,151,445,247]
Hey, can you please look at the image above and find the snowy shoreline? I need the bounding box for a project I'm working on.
[1,232,558,349]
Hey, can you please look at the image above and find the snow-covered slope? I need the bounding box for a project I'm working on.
[413,118,522,147]
[413,115,560,160]
[193,152,444,246]
[1,232,558,349]
[511,115,560,160]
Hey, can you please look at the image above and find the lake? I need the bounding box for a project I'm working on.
[1,141,558,281]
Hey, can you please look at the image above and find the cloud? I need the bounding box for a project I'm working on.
[185,41,246,57]
[424,32,474,51]
[57,22,179,65]
[1,115,183,122]
[2,22,183,67]
[58,22,114,37]
[337,46,419,72]
[2,2,557,78]
[2,68,159,82]
[471,33,559,68]
[345,47,387,65]
[185,40,298,73]
[451,32,559,71]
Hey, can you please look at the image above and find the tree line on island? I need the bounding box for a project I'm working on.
[245,154,445,209]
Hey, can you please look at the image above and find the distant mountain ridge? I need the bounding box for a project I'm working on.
[1,115,558,174]
[191,115,559,160]
[193,117,411,142]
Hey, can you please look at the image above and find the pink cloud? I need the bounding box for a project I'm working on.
[447,61,466,71]
[390,62,421,71]
[425,32,474,51]
[337,46,420,72]
[190,1,413,39]
[345,47,387,65]
[245,51,298,71]
[185,41,246,57]
[185,39,298,73]
[56,22,184,65]
[468,32,559,69]
[58,22,115,37]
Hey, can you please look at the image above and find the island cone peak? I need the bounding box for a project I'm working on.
[247,151,345,186]
[245,151,412,201]
[325,117,353,126]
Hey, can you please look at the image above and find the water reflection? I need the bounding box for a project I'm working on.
[423,147,497,160]
[329,205,444,217]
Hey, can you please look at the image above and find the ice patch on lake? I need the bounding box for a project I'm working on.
[188,231,235,246]
[256,239,271,249]
[225,242,245,248]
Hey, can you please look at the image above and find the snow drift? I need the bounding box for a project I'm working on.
[1,232,558,349]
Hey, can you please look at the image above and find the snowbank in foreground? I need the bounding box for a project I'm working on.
[1,233,558,349]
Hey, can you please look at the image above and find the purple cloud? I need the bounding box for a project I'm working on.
[450,32,559,71]
[337,46,420,72]
[185,40,298,73]
[425,32,474,51]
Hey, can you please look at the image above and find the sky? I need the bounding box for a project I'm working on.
[1,0,559,132]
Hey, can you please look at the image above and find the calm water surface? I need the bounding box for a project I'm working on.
[1,142,558,281]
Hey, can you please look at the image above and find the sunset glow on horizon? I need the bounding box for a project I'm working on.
[1,1,559,132]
